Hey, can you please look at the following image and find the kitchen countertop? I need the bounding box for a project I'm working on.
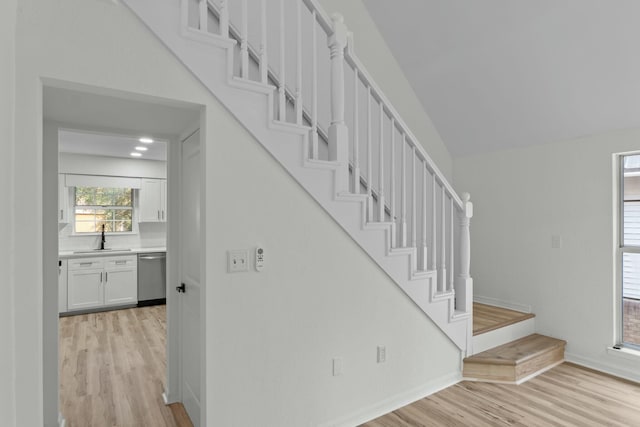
[59,247,167,259]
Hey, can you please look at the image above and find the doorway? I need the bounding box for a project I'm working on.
[43,83,204,427]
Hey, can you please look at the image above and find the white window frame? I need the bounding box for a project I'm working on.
[71,186,139,236]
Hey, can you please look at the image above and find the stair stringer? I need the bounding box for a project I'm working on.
[121,0,469,350]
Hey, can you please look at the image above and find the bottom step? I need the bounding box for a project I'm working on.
[463,333,566,384]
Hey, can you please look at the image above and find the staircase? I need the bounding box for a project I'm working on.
[464,303,566,384]
[122,0,473,350]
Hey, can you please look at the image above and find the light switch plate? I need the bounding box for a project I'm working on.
[228,249,249,273]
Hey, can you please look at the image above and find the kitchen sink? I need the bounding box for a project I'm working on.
[73,249,132,254]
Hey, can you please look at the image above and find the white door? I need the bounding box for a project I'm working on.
[180,130,202,425]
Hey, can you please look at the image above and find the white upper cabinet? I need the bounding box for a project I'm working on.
[58,174,69,224]
[139,178,167,222]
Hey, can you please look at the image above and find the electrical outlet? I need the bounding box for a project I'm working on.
[228,249,249,273]
[332,358,343,376]
[377,346,386,363]
[551,235,562,249]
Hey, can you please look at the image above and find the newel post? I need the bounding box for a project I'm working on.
[457,192,473,354]
[328,13,349,193]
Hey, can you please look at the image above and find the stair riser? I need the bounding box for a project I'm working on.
[472,317,535,355]
[464,344,565,384]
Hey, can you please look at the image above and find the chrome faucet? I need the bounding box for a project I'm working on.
[100,224,106,250]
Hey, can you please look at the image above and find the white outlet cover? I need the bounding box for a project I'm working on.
[332,358,343,376]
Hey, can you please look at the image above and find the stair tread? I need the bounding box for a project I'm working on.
[464,334,566,366]
[473,302,535,336]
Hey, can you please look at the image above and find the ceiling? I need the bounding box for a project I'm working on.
[59,130,168,161]
[362,0,640,157]
[44,86,200,160]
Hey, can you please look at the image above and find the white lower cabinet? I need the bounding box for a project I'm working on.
[58,259,68,313]
[66,255,137,312]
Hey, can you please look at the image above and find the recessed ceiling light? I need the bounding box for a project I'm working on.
[139,137,154,144]
[135,146,148,151]
[130,152,142,157]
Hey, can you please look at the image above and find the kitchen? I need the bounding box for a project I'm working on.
[57,129,168,315]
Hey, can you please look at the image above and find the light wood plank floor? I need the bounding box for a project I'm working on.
[361,363,640,426]
[473,302,535,336]
[59,306,193,427]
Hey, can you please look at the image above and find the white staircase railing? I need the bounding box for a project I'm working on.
[181,0,474,344]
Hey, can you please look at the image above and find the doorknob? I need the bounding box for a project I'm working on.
[176,283,186,293]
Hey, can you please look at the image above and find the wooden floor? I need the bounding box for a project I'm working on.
[473,302,535,335]
[59,306,193,427]
[362,363,640,427]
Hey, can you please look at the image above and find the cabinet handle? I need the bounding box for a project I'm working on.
[162,210,165,220]
[105,272,108,282]
[158,210,160,220]
[100,272,103,282]
[80,262,92,266]
[60,209,64,220]
[115,260,127,265]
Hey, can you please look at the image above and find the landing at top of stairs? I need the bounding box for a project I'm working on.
[463,334,566,384]
[473,302,535,336]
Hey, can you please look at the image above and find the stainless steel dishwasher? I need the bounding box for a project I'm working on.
[137,252,166,306]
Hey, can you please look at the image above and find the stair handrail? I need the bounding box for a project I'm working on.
[301,0,463,210]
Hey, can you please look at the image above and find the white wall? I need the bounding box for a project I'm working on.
[319,0,454,181]
[59,152,167,178]
[0,0,16,425]
[11,1,460,426]
[454,129,640,382]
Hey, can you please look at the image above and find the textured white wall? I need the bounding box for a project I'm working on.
[319,0,454,181]
[0,0,16,426]
[454,129,640,382]
[11,0,460,426]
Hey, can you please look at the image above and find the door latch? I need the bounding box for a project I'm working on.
[176,283,186,293]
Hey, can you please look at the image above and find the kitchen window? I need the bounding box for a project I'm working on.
[74,186,134,233]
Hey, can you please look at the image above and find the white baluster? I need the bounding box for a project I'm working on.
[378,103,385,222]
[431,175,437,275]
[449,196,454,292]
[219,0,229,38]
[295,0,303,125]
[278,0,286,121]
[440,186,447,293]
[199,0,208,33]
[400,134,407,247]
[260,0,268,84]
[411,146,417,250]
[352,70,360,192]
[389,118,396,248]
[328,13,349,193]
[311,11,318,159]
[421,160,428,271]
[241,0,249,79]
[366,86,373,222]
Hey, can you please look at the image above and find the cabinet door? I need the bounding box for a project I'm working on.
[139,179,164,222]
[58,260,68,313]
[67,268,103,311]
[104,267,137,306]
[58,174,69,224]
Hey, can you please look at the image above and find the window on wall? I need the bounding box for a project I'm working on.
[620,154,640,349]
[74,187,134,233]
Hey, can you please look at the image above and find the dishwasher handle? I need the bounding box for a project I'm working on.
[138,254,166,260]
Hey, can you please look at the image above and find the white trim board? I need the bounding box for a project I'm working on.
[474,295,532,314]
[318,371,461,427]
[565,352,640,384]
[472,316,536,355]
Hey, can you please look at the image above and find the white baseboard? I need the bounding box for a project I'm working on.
[565,352,640,384]
[58,412,66,427]
[318,371,461,427]
[474,295,532,313]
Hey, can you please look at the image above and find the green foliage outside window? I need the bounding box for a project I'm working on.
[74,187,133,233]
